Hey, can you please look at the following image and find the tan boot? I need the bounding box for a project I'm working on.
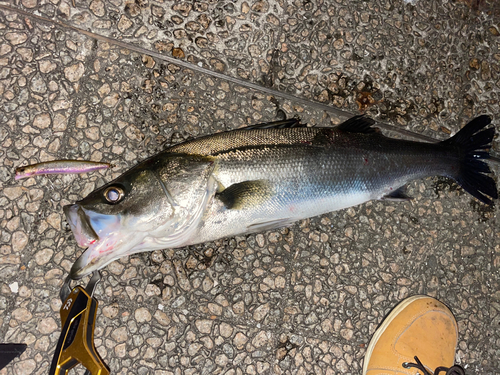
[363,295,465,375]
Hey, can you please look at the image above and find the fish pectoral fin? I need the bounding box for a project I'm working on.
[337,115,379,134]
[243,117,305,129]
[216,180,272,209]
[380,186,413,202]
[214,178,226,194]
[247,218,295,233]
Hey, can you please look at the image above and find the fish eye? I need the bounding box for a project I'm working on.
[103,186,125,204]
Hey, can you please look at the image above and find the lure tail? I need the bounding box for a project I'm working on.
[441,115,498,205]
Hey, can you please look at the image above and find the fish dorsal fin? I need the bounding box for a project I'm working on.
[380,186,412,201]
[217,180,272,209]
[243,118,305,130]
[337,115,378,134]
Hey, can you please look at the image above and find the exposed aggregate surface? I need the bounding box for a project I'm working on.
[0,0,500,374]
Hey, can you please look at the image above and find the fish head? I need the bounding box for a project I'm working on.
[64,154,215,279]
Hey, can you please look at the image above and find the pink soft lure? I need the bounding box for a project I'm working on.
[15,160,113,180]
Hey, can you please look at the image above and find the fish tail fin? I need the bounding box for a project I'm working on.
[441,115,497,205]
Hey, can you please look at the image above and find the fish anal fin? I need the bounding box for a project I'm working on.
[217,180,273,209]
[380,186,413,202]
[337,115,378,134]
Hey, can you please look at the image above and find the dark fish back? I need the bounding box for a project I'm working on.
[168,127,327,156]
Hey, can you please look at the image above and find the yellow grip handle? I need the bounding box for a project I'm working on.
[49,286,109,375]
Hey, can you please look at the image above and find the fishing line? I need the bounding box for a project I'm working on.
[1,4,498,165]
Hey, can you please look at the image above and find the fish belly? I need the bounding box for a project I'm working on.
[193,189,373,245]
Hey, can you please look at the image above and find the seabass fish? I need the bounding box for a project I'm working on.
[64,115,497,279]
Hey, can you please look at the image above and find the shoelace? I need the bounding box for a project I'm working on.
[403,356,466,375]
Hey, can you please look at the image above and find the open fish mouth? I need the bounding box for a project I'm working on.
[63,204,123,279]
[64,205,99,247]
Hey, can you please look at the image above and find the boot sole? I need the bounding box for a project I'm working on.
[362,295,429,374]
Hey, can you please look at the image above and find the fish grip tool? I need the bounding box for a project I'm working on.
[49,271,110,375]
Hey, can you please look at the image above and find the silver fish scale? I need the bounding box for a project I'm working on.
[212,144,363,192]
[190,137,415,244]
[167,126,384,200]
